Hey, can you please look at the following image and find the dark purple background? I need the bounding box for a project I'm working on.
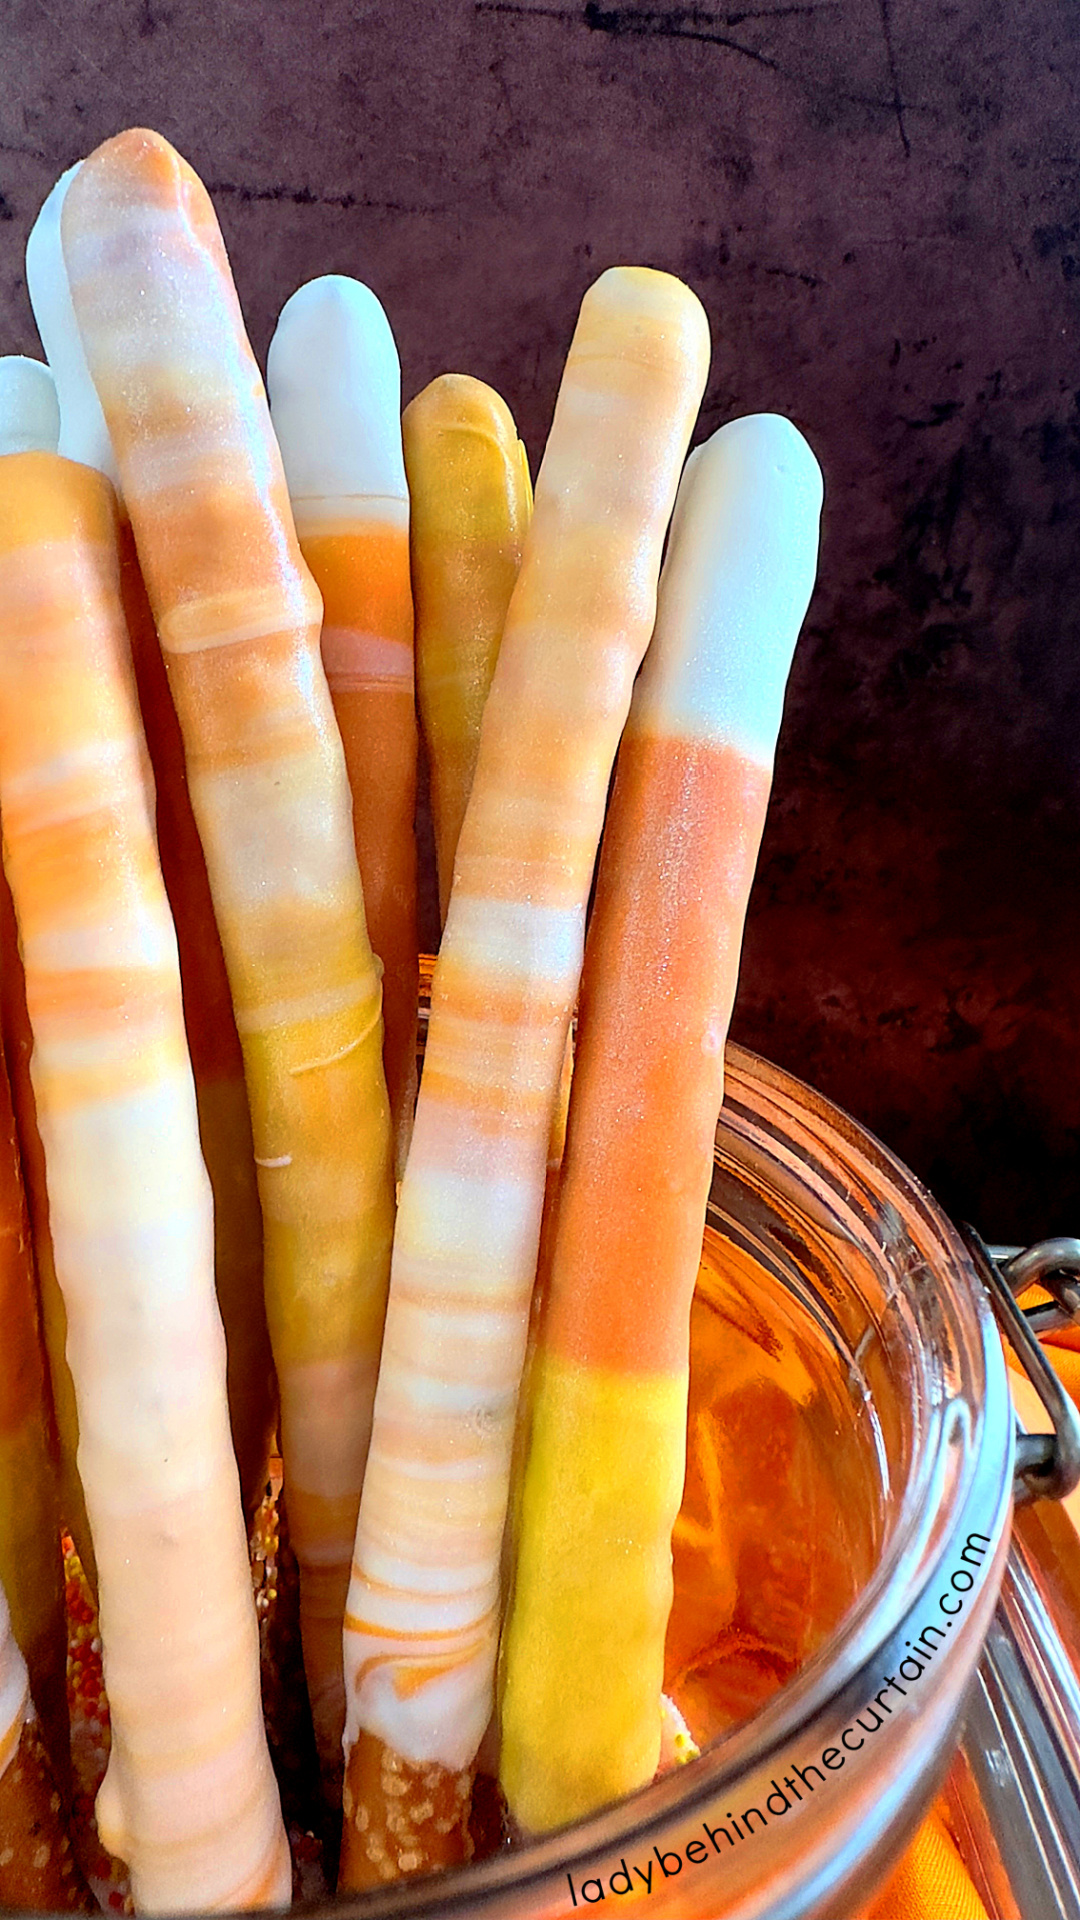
[1,0,1078,1240]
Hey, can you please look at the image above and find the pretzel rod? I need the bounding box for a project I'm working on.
[27,173,276,1515]
[0,360,95,1596]
[401,371,569,1286]
[499,414,823,1833]
[0,370,79,1789]
[0,867,94,1595]
[62,131,396,1783]
[0,370,78,1811]
[340,267,709,1888]
[119,537,278,1513]
[0,1579,89,1912]
[268,276,419,1178]
[0,448,288,1909]
[403,374,532,926]
[402,374,572,1183]
[402,375,569,1674]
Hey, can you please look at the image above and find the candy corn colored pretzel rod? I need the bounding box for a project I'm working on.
[0,861,94,1596]
[339,266,710,1888]
[402,374,564,1649]
[61,130,396,1782]
[0,359,95,1595]
[118,549,277,1513]
[27,173,276,1516]
[403,374,532,927]
[0,447,288,1908]
[403,374,573,1186]
[499,414,823,1833]
[0,359,72,1796]
[0,1578,89,1912]
[268,277,420,1179]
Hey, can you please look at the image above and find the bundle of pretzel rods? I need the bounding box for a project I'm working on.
[0,127,822,1912]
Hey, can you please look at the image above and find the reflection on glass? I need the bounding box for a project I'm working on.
[667,1221,884,1750]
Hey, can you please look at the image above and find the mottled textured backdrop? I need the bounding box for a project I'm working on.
[1,0,1078,1239]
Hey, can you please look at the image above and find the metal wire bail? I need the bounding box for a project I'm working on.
[961,1226,1080,1506]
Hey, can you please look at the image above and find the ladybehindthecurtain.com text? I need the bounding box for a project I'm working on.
[566,1531,992,1906]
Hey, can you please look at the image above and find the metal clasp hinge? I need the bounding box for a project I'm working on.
[960,1226,1080,1507]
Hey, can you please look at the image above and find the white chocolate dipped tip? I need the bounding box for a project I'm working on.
[26,164,120,488]
[0,357,60,456]
[267,273,407,520]
[633,412,823,763]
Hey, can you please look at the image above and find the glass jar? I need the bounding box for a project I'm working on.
[327,1028,1014,1920]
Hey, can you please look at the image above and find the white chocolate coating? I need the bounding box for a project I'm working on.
[342,268,710,1778]
[0,357,60,458]
[60,127,398,1807]
[267,274,407,524]
[0,453,290,1912]
[26,166,120,488]
[632,413,823,763]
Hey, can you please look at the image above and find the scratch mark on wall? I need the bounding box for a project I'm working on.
[876,0,911,157]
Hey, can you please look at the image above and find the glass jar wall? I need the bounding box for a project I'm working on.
[322,1028,1013,1920]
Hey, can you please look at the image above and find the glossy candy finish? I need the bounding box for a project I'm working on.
[61,131,397,1784]
[500,415,824,1833]
[269,276,420,1179]
[341,1032,1011,1919]
[340,267,710,1888]
[0,452,288,1911]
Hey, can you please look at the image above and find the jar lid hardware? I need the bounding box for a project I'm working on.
[961,1226,1080,1506]
[996,1236,1080,1335]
